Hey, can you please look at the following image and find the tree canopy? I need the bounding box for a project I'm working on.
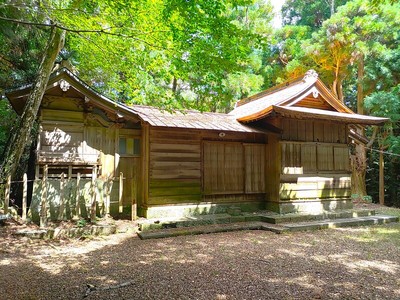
[0,0,399,205]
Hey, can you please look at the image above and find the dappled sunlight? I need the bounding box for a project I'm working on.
[277,248,306,257]
[1,225,400,299]
[340,258,399,275]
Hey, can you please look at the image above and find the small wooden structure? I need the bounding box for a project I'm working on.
[6,69,387,220]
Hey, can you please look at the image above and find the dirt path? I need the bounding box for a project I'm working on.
[0,205,399,299]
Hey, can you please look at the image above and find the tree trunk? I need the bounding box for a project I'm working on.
[351,142,367,199]
[0,27,65,184]
[357,54,364,114]
[379,148,384,205]
[351,54,368,199]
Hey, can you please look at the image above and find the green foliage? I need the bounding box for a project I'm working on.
[0,0,48,90]
[365,85,400,206]
[0,100,16,157]
[281,0,350,30]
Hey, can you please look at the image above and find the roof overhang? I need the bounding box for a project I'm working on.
[271,106,389,125]
[5,68,140,122]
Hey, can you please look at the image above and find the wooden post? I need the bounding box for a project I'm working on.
[119,172,123,213]
[4,175,11,214]
[75,173,81,218]
[90,166,97,222]
[40,165,48,228]
[58,173,65,220]
[379,149,385,205]
[22,173,27,221]
[105,174,111,216]
[131,172,137,221]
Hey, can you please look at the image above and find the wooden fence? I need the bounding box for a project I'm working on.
[2,165,135,228]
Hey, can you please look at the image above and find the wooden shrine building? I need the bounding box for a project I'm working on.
[6,69,387,220]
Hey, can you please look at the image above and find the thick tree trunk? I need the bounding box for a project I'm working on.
[357,54,364,115]
[351,55,368,199]
[0,27,65,184]
[351,142,367,199]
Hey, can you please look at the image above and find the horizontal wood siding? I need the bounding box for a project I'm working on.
[280,141,351,201]
[280,174,351,200]
[148,128,202,205]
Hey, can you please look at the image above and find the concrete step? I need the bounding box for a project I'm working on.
[260,209,376,224]
[137,214,398,240]
[282,215,399,231]
[137,222,266,240]
[138,209,377,231]
[138,213,259,231]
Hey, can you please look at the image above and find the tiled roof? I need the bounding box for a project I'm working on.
[127,105,263,133]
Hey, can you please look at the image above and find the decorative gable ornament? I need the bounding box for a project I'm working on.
[59,79,70,92]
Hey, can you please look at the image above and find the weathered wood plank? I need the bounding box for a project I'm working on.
[244,144,265,193]
[149,179,200,188]
[280,188,351,200]
[301,144,317,171]
[305,121,314,141]
[334,146,349,171]
[150,152,200,162]
[147,194,201,205]
[42,109,84,122]
[314,121,324,142]
[317,145,334,170]
[150,143,200,152]
[280,174,351,183]
[149,186,201,197]
[150,169,201,179]
[150,161,200,170]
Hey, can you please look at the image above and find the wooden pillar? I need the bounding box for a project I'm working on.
[58,173,65,220]
[379,149,384,205]
[22,173,27,221]
[131,172,137,221]
[75,173,81,218]
[4,175,11,214]
[141,124,150,210]
[119,172,123,213]
[40,165,48,228]
[90,166,97,222]
[105,174,111,216]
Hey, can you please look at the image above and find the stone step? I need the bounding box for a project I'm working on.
[138,213,258,231]
[137,222,265,240]
[138,209,377,231]
[260,209,376,224]
[137,214,398,240]
[282,214,399,231]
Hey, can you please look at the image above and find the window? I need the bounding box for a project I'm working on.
[119,137,140,156]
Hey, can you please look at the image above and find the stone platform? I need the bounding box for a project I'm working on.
[137,209,399,240]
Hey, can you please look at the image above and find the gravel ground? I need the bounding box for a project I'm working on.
[1,205,399,300]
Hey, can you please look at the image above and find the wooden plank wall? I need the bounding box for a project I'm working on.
[147,128,268,207]
[279,118,351,201]
[281,119,347,143]
[148,128,202,205]
[40,98,143,210]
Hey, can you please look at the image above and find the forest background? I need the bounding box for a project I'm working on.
[0,0,399,207]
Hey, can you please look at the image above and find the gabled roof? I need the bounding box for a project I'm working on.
[5,68,263,134]
[230,70,388,125]
[6,68,142,123]
[126,105,262,133]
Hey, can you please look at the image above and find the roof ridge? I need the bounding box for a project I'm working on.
[234,76,305,108]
